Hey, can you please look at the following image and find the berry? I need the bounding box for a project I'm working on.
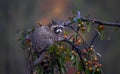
[92,20,95,23]
[94,57,98,61]
[81,27,86,31]
[65,56,70,62]
[98,64,102,67]
[98,25,104,30]
[83,49,87,53]
[78,24,81,27]
[85,62,88,66]
[75,42,79,45]
[89,67,93,71]
[72,50,77,55]
[63,34,67,38]
[77,39,81,44]
[96,68,100,72]
[76,72,80,74]
[89,47,93,51]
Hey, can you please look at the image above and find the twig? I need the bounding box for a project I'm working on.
[88,33,98,48]
[68,34,74,40]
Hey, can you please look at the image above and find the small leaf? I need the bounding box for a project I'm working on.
[72,10,76,15]
[85,69,91,74]
[78,62,83,71]
[100,30,105,40]
[96,28,105,40]
[86,22,91,32]
[77,18,81,23]
[96,52,102,57]
[114,26,119,31]
[64,31,69,35]
[70,55,75,61]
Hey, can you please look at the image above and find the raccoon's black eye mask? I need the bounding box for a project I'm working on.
[54,27,63,34]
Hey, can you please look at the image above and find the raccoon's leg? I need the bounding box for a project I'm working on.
[33,50,47,66]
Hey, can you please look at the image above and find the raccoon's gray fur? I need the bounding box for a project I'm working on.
[30,19,65,66]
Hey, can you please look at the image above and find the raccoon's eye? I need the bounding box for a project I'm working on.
[59,27,64,30]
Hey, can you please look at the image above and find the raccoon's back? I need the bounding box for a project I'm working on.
[30,26,55,52]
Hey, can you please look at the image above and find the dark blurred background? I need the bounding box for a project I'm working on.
[0,0,120,74]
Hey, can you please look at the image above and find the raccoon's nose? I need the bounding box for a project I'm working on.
[56,29,62,34]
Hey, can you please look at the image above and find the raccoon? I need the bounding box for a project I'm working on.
[30,19,65,66]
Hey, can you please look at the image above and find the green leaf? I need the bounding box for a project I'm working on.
[77,18,81,23]
[100,30,105,40]
[96,28,105,40]
[96,52,102,57]
[73,55,79,70]
[21,35,26,47]
[72,10,76,15]
[114,26,119,31]
[81,31,87,40]
[64,31,69,35]
[37,66,43,74]
[86,22,91,32]
[85,69,91,74]
[48,45,57,53]
[78,62,83,71]
[70,55,75,61]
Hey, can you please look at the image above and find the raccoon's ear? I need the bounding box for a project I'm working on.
[48,20,56,27]
[52,20,55,24]
[37,23,42,26]
[36,22,42,27]
[48,23,52,28]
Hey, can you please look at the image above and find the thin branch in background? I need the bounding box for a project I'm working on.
[88,33,98,48]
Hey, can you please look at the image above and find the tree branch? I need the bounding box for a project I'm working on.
[81,17,120,27]
[64,11,120,27]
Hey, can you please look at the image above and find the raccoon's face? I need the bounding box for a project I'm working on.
[48,19,64,34]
